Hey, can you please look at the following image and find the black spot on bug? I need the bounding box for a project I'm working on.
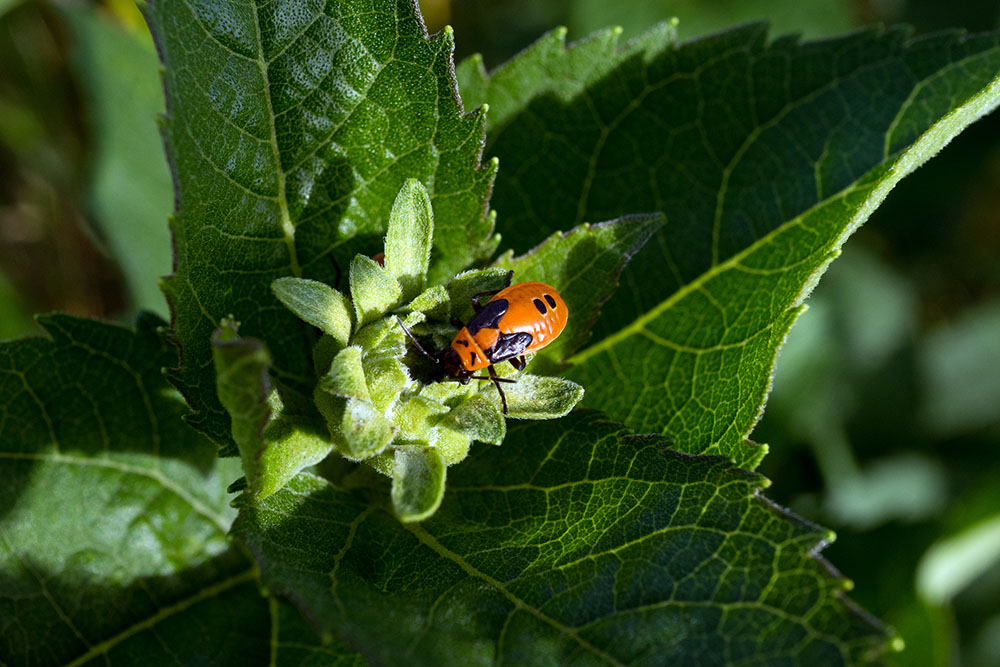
[470,351,479,365]
[532,298,547,315]
[455,338,469,346]
[544,294,556,308]
[487,331,533,362]
[466,299,508,334]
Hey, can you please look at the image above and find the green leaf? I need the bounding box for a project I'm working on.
[254,416,336,500]
[267,597,368,665]
[0,314,363,664]
[495,374,585,419]
[62,5,172,316]
[0,314,240,660]
[321,346,372,402]
[456,25,643,134]
[233,411,897,665]
[272,277,353,347]
[359,322,408,412]
[444,267,513,323]
[391,445,447,522]
[568,0,854,44]
[146,0,497,449]
[350,254,403,328]
[461,24,1000,468]
[385,178,434,302]
[438,393,505,446]
[212,319,334,498]
[212,317,272,461]
[495,213,664,372]
[398,283,450,322]
[316,346,396,460]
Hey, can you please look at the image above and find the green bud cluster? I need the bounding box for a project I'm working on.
[213,180,583,521]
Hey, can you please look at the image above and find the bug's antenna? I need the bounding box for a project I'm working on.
[395,317,439,363]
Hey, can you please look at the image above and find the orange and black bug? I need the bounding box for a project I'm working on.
[399,271,568,414]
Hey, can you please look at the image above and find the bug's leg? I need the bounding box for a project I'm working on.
[450,317,465,329]
[487,365,509,415]
[395,317,439,363]
[471,270,515,311]
[470,291,494,312]
[509,355,526,371]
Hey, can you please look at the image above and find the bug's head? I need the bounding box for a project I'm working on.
[440,347,467,379]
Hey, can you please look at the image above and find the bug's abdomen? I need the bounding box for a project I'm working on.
[493,282,567,355]
[451,281,568,372]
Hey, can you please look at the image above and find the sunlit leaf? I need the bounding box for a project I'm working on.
[461,24,1000,468]
[0,314,362,664]
[147,0,497,448]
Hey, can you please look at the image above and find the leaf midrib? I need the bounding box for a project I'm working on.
[225,0,399,271]
[404,522,625,666]
[883,42,1000,156]
[567,177,848,366]
[248,0,300,277]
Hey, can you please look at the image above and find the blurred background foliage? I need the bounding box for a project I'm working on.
[0,1,997,665]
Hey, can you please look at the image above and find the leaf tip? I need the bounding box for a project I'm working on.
[211,315,241,344]
[391,447,446,522]
[227,476,248,493]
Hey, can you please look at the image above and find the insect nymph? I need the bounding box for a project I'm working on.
[400,271,568,413]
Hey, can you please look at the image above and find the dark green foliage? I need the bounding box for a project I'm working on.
[2,0,1000,663]
[460,24,1000,468]
[234,412,893,665]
